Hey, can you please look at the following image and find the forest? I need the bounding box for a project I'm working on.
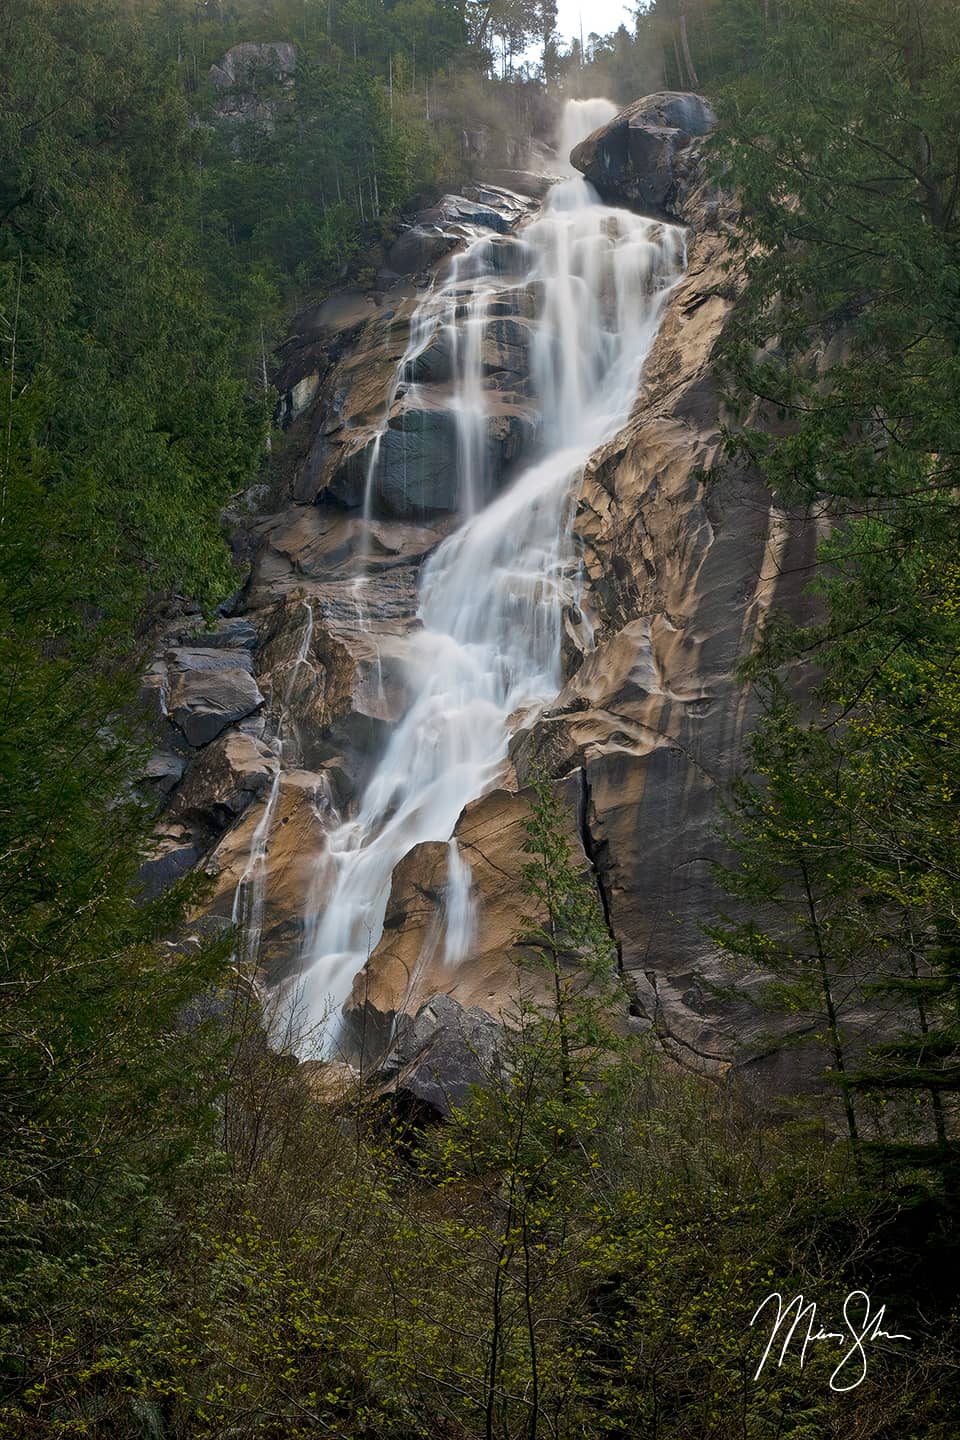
[2,0,959,1435]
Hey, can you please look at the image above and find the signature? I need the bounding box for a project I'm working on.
[750,1291,911,1392]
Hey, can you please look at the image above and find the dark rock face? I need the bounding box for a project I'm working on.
[139,837,204,900]
[373,992,505,1119]
[383,226,457,280]
[167,666,265,748]
[329,403,537,518]
[570,91,717,221]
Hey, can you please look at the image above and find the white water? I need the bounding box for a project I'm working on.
[556,98,617,175]
[298,102,685,1048]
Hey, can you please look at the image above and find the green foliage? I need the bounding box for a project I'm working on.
[705,0,960,1198]
[4,2,960,1434]
[516,775,621,1102]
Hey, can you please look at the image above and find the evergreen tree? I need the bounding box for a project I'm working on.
[709,0,960,1198]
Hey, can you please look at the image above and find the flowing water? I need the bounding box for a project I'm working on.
[296,102,686,1049]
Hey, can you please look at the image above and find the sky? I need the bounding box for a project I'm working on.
[554,0,634,47]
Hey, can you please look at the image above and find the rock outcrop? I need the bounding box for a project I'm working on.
[371,992,506,1119]
[570,91,717,222]
[208,42,297,131]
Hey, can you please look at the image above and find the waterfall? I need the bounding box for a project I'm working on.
[556,98,617,175]
[297,101,686,1050]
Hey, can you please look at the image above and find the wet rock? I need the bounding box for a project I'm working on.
[250,587,418,781]
[484,168,557,200]
[570,91,717,222]
[202,770,336,977]
[169,732,278,834]
[419,189,533,235]
[342,776,590,1051]
[327,401,537,518]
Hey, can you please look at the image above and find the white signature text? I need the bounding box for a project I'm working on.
[750,1290,911,1392]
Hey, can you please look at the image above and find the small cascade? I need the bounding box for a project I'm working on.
[555,99,617,175]
[231,599,317,967]
[295,101,686,1051]
[442,839,475,969]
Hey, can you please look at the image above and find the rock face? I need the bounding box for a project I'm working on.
[209,43,297,131]
[373,992,506,1119]
[341,775,590,1057]
[167,662,264,748]
[147,100,828,1098]
[570,91,717,221]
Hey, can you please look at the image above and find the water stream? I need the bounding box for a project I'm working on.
[296,102,686,1049]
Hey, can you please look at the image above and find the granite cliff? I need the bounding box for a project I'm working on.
[144,93,822,1109]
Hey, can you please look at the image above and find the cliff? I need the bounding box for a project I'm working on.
[144,94,824,1105]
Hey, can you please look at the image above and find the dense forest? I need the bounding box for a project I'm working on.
[2,0,960,1435]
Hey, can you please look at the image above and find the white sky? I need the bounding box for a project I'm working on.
[554,0,634,47]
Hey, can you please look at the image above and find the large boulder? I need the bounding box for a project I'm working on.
[373,992,506,1119]
[169,731,278,835]
[168,667,265,747]
[570,91,716,221]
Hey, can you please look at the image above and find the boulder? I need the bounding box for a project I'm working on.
[143,750,187,794]
[168,667,265,747]
[374,992,506,1119]
[418,189,534,235]
[384,226,457,279]
[183,617,258,651]
[169,731,278,833]
[570,91,717,221]
[164,645,255,675]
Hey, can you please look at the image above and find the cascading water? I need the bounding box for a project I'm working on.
[297,102,686,1050]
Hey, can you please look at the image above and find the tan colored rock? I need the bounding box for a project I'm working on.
[512,174,822,1074]
[203,770,336,978]
[341,776,591,1060]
